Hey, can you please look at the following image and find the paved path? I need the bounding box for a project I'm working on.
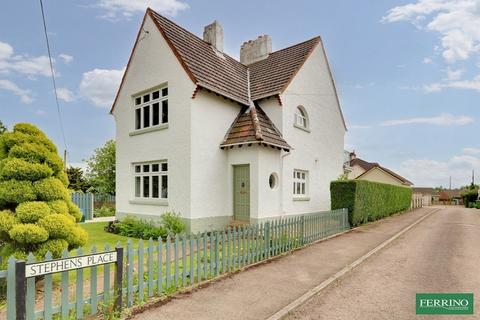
[132,207,436,320]
[288,206,480,320]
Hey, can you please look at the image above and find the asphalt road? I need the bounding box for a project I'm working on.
[288,206,480,320]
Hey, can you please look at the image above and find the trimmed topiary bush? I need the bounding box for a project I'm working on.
[37,214,74,239]
[9,224,49,244]
[331,180,412,227]
[0,123,87,259]
[0,158,53,181]
[15,201,51,223]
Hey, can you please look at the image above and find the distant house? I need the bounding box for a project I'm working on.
[437,189,463,205]
[346,152,412,187]
[111,9,347,232]
[412,187,434,206]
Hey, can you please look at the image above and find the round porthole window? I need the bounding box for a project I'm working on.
[269,173,278,190]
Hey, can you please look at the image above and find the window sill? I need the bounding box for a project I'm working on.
[129,199,169,206]
[129,123,168,136]
[293,124,311,133]
[293,196,310,201]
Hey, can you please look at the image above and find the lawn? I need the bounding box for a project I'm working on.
[80,222,140,252]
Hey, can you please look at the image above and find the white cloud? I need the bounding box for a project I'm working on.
[398,153,480,188]
[422,57,433,64]
[383,0,480,64]
[0,41,52,77]
[79,68,124,107]
[35,110,46,116]
[96,0,189,20]
[445,67,464,80]
[57,87,76,102]
[381,113,474,126]
[463,147,480,155]
[59,53,73,64]
[424,74,480,92]
[0,79,34,103]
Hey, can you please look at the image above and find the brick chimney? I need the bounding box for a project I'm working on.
[240,35,272,65]
[203,21,223,52]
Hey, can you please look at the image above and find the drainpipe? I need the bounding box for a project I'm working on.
[280,150,291,215]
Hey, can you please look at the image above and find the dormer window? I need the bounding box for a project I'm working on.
[294,106,309,131]
[134,86,168,131]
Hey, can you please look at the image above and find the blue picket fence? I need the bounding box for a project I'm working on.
[2,208,349,319]
[71,192,94,221]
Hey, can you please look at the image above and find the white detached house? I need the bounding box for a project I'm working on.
[111,8,347,232]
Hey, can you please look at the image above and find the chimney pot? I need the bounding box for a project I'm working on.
[240,34,272,65]
[203,20,223,52]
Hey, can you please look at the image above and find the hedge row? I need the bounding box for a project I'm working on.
[331,180,412,227]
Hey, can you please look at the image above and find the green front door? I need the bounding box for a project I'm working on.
[233,165,250,221]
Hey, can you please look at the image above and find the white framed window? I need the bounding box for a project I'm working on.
[134,86,168,130]
[294,106,309,130]
[134,161,168,199]
[293,169,308,196]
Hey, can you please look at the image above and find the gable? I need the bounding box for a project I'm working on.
[110,13,194,115]
[356,167,410,186]
[281,41,347,131]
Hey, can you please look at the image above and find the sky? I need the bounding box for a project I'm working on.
[0,0,479,188]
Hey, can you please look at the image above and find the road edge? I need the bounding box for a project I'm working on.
[266,207,441,320]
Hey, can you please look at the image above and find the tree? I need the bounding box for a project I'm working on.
[0,123,87,262]
[0,120,6,135]
[66,166,90,192]
[85,140,115,194]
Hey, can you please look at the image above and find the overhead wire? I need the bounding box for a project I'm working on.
[39,0,68,153]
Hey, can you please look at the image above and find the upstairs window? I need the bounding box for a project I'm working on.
[134,161,168,199]
[294,106,309,130]
[134,86,168,130]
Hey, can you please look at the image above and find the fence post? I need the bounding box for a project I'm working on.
[265,222,270,258]
[115,246,124,313]
[15,260,26,320]
[300,215,305,245]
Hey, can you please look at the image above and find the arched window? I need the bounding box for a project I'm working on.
[294,106,309,130]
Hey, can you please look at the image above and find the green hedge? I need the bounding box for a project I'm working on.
[331,180,412,227]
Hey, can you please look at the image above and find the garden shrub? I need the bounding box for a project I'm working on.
[94,205,115,218]
[161,211,186,235]
[0,123,87,259]
[107,213,187,240]
[0,179,36,205]
[37,214,74,239]
[47,200,69,215]
[36,239,69,259]
[9,224,49,244]
[33,177,69,201]
[0,158,53,181]
[331,180,412,227]
[0,210,17,239]
[15,201,51,223]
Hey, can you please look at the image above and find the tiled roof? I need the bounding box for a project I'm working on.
[249,37,320,100]
[412,187,435,194]
[221,103,291,150]
[148,9,320,106]
[149,10,249,105]
[351,157,412,185]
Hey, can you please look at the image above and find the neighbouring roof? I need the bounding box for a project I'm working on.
[351,157,413,186]
[412,187,435,195]
[221,103,291,151]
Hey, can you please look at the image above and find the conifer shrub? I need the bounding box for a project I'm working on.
[0,123,87,260]
[15,201,51,223]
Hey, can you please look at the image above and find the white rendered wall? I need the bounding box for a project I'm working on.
[277,44,346,215]
[190,90,242,219]
[113,15,195,220]
[356,167,405,186]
